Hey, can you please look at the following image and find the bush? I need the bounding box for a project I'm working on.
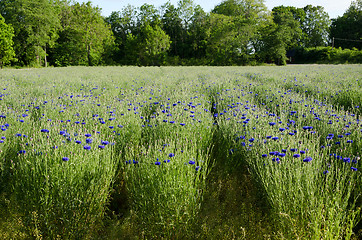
[293,47,362,64]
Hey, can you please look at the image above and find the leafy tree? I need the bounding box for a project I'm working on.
[188,5,208,60]
[0,14,16,68]
[52,2,115,66]
[161,1,183,57]
[105,5,138,64]
[302,5,330,47]
[258,10,302,65]
[0,0,61,67]
[330,0,362,49]
[212,0,268,20]
[204,13,239,65]
[138,24,171,65]
[210,0,269,64]
[271,6,305,46]
[137,3,160,27]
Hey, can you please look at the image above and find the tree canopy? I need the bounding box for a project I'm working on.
[0,14,16,68]
[330,0,362,49]
[0,0,360,67]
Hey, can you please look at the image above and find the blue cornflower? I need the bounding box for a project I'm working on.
[86,138,92,144]
[323,170,329,174]
[262,154,268,157]
[60,131,66,135]
[303,157,312,162]
[75,140,82,144]
[196,166,200,171]
[300,150,306,154]
[155,159,161,165]
[62,157,69,161]
[163,159,170,163]
[272,137,279,141]
[351,167,358,171]
[293,154,300,158]
[169,153,175,158]
[18,150,26,154]
[347,140,353,143]
[279,128,285,132]
[189,160,195,165]
[180,123,185,126]
[101,140,109,145]
[343,158,351,163]
[98,145,105,149]
[85,133,92,137]
[249,138,254,142]
[41,129,49,133]
[16,133,22,137]
[84,145,91,150]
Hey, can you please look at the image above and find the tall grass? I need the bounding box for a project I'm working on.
[0,65,361,239]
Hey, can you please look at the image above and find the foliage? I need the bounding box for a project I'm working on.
[0,14,16,68]
[293,46,362,64]
[257,10,301,65]
[51,2,115,66]
[1,0,361,66]
[0,0,60,67]
[302,5,331,47]
[330,0,362,50]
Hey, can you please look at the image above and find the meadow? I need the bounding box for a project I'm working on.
[0,65,361,239]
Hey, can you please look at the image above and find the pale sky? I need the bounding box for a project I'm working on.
[77,0,353,19]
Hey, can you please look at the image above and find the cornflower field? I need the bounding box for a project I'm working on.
[0,65,361,239]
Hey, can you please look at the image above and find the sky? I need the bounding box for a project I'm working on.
[77,0,353,19]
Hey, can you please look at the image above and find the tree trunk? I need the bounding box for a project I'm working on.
[44,46,47,67]
[87,44,91,66]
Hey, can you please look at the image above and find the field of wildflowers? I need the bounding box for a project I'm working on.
[0,65,361,239]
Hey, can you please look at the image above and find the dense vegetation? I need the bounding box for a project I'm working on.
[0,0,361,67]
[0,65,361,239]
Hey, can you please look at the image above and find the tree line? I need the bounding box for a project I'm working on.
[0,0,361,68]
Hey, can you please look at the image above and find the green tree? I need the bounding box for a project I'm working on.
[210,0,269,64]
[52,1,115,66]
[161,1,183,57]
[0,0,60,67]
[258,10,302,65]
[188,5,208,60]
[271,6,305,46]
[302,5,331,47]
[0,14,16,68]
[204,13,240,65]
[138,24,171,65]
[330,0,362,49]
[105,5,138,64]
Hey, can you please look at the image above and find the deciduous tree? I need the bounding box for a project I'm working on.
[0,14,16,68]
[330,0,362,49]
